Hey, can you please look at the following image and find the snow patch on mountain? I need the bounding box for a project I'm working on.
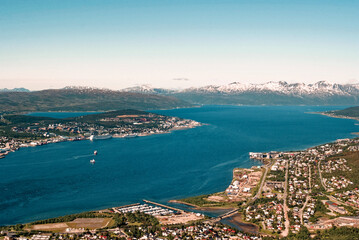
[181,81,359,96]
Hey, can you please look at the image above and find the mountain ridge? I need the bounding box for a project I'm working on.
[0,88,192,113]
[0,88,30,92]
[122,81,359,105]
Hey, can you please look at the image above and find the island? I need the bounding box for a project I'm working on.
[0,109,201,159]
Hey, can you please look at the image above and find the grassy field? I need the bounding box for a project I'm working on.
[66,218,111,228]
[29,218,112,232]
[179,194,237,208]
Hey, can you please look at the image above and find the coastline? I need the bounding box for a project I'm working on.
[0,124,202,160]
[168,200,236,211]
[19,105,202,115]
[313,111,359,122]
[222,213,259,234]
[168,200,199,208]
[168,167,264,233]
[165,107,359,234]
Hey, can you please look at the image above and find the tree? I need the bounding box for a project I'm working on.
[296,226,310,240]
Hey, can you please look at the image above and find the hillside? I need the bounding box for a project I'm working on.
[0,87,192,113]
[327,106,359,118]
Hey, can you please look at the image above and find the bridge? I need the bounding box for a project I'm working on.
[205,208,239,223]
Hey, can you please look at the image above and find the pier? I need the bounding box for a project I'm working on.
[115,203,140,209]
[143,199,184,212]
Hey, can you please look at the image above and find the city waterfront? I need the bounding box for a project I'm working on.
[1,105,358,226]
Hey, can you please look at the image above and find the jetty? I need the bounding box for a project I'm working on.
[115,203,140,209]
[143,199,184,212]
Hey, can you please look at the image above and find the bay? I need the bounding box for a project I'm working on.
[1,105,358,226]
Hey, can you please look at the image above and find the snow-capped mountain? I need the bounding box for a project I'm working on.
[0,87,30,92]
[121,81,359,105]
[182,81,359,96]
[122,85,176,94]
[122,85,159,94]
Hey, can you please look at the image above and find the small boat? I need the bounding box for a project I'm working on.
[94,150,98,155]
[125,133,138,138]
[90,134,112,140]
[90,159,95,164]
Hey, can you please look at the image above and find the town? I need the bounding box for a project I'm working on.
[176,138,359,239]
[0,110,201,159]
[0,200,261,240]
[244,138,359,237]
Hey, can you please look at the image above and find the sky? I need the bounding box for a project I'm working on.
[0,0,358,90]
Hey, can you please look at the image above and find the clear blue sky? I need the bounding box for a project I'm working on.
[0,0,358,90]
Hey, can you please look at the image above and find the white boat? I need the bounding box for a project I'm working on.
[94,150,98,155]
[125,133,138,138]
[89,134,112,141]
[90,159,95,163]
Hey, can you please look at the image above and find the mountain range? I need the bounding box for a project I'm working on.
[0,87,191,113]
[123,81,359,105]
[0,88,30,92]
[2,81,359,113]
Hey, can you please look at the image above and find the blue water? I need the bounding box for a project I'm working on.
[1,105,358,226]
[26,112,102,119]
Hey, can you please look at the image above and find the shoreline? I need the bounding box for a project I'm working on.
[222,213,259,234]
[16,105,201,115]
[313,111,359,122]
[168,200,236,211]
[165,108,359,234]
[0,124,202,160]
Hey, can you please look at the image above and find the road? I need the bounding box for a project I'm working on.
[318,160,327,191]
[209,162,271,224]
[253,163,271,201]
[317,161,358,210]
[326,195,359,210]
[281,161,290,238]
[300,166,312,225]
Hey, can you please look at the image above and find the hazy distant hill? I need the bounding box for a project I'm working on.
[0,88,30,92]
[0,87,192,113]
[124,81,359,105]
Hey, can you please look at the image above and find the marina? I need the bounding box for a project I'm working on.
[113,203,175,216]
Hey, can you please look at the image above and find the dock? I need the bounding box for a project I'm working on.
[143,199,184,212]
[115,203,140,209]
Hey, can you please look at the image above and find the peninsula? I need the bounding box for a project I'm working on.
[320,106,359,122]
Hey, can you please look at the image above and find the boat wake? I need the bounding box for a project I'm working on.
[72,154,93,159]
